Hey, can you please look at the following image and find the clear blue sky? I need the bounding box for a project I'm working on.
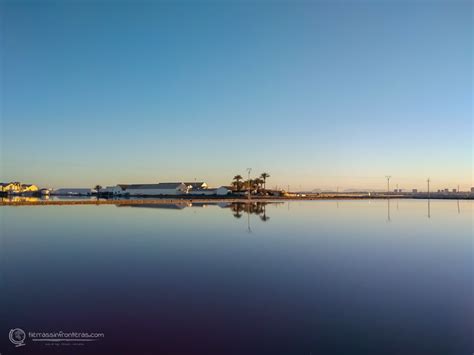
[1,0,472,191]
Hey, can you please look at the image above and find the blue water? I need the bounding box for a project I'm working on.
[1,200,472,354]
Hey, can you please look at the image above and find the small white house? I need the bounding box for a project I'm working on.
[120,183,189,196]
[185,182,208,190]
[52,188,93,196]
[103,186,123,195]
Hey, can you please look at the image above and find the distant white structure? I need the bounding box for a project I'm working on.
[120,183,189,196]
[184,182,208,190]
[52,188,92,196]
[103,186,123,196]
[40,188,51,195]
[189,187,231,196]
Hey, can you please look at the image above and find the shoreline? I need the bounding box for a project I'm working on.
[1,194,472,206]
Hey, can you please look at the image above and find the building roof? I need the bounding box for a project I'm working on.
[1,182,20,187]
[121,183,186,190]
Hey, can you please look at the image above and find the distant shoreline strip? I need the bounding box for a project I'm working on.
[1,195,472,206]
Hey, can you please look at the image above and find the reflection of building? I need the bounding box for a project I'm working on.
[118,202,191,209]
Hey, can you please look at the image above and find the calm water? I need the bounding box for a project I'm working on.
[1,200,472,355]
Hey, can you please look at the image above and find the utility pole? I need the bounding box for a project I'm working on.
[246,168,252,201]
[385,176,391,194]
[427,178,430,197]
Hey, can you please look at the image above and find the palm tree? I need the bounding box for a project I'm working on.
[233,175,243,191]
[260,172,270,190]
[254,178,264,191]
[94,185,102,199]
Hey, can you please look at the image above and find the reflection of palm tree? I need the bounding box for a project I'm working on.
[233,211,243,218]
[228,202,270,222]
[260,205,270,222]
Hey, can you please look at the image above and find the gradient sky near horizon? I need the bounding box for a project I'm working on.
[1,0,472,190]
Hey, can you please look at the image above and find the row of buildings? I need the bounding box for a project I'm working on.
[53,182,230,197]
[101,182,231,196]
[1,181,232,197]
[1,182,40,194]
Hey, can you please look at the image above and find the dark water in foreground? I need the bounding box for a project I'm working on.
[1,200,472,355]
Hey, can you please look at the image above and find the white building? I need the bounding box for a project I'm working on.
[103,186,124,195]
[189,186,231,196]
[184,182,208,190]
[52,188,92,196]
[120,183,189,196]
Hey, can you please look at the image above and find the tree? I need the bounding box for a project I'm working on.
[94,185,102,199]
[254,178,264,191]
[233,175,243,182]
[260,172,270,190]
[233,175,244,191]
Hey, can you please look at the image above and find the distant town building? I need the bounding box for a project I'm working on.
[21,184,39,193]
[52,188,92,196]
[452,189,457,193]
[412,189,418,193]
[444,188,449,193]
[1,182,22,193]
[184,182,208,190]
[102,186,123,195]
[119,183,189,196]
[471,187,474,193]
[1,182,38,194]
[189,187,231,196]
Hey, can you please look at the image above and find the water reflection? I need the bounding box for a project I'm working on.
[387,198,391,222]
[1,200,472,355]
[118,201,277,225]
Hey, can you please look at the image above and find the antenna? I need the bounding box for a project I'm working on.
[246,168,252,201]
[385,176,392,194]
[427,177,430,197]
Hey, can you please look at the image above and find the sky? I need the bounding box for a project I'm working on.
[1,0,472,191]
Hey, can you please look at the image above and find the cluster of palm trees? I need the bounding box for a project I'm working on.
[232,172,270,193]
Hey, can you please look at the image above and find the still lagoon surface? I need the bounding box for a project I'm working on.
[1,200,472,354]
